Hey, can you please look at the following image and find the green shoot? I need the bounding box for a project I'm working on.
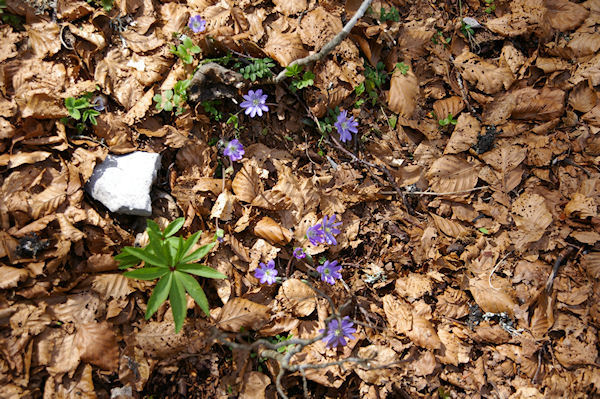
[170,36,201,64]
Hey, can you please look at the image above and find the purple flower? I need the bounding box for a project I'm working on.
[91,94,107,112]
[320,316,356,348]
[293,247,306,259]
[306,224,324,246]
[223,139,244,162]
[254,260,278,285]
[316,260,342,285]
[321,215,341,246]
[334,109,359,143]
[240,89,269,118]
[188,15,206,33]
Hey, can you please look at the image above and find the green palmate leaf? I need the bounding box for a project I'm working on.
[169,273,187,333]
[164,217,185,238]
[164,236,179,266]
[145,272,173,319]
[176,271,210,316]
[123,246,169,268]
[124,267,169,280]
[181,242,216,263]
[177,263,227,279]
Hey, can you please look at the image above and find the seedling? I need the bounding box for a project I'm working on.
[356,61,388,106]
[438,112,458,127]
[395,62,410,75]
[432,30,451,46]
[237,57,275,81]
[201,100,224,121]
[460,21,475,39]
[116,218,227,333]
[285,64,315,93]
[380,6,400,22]
[170,36,201,64]
[484,0,496,14]
[153,78,191,115]
[87,0,114,11]
[64,92,101,133]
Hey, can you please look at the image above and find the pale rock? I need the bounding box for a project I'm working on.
[86,152,161,216]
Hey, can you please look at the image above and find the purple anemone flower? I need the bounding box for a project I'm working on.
[223,139,244,162]
[316,260,342,285]
[321,215,341,246]
[306,224,324,246]
[320,316,356,348]
[334,109,359,143]
[293,247,306,259]
[188,15,206,33]
[240,89,269,118]
[254,260,278,285]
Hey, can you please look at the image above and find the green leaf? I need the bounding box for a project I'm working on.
[70,108,81,120]
[175,231,201,265]
[180,242,216,263]
[169,273,187,333]
[164,217,185,238]
[124,267,169,280]
[145,272,173,320]
[115,252,141,269]
[479,227,490,234]
[176,263,227,279]
[123,246,169,268]
[176,271,210,316]
[65,97,75,109]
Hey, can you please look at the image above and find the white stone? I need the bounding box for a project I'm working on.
[86,152,161,216]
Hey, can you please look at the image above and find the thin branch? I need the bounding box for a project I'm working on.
[273,0,373,83]
[380,185,490,196]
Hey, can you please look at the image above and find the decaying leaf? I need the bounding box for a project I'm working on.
[253,216,292,245]
[280,279,316,317]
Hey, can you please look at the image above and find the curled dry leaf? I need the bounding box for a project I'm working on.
[264,27,309,67]
[388,69,419,117]
[564,193,598,218]
[435,288,470,319]
[383,294,412,335]
[430,213,469,238]
[544,0,589,32]
[91,274,133,300]
[210,190,235,221]
[395,273,433,301]
[444,113,480,154]
[26,22,61,58]
[280,279,316,317]
[0,265,29,289]
[355,345,397,385]
[583,252,600,279]
[437,324,472,366]
[454,51,515,94]
[215,298,270,332]
[511,192,553,248]
[253,216,292,245]
[408,315,442,350]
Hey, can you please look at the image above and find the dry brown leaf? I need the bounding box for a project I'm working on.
[355,345,397,384]
[444,113,480,154]
[545,0,589,32]
[280,279,316,317]
[433,96,464,121]
[435,288,470,319]
[26,22,61,58]
[210,190,235,221]
[74,322,119,371]
[437,325,472,366]
[511,192,553,248]
[426,155,480,194]
[240,371,271,399]
[264,28,309,67]
[583,252,600,279]
[570,81,599,112]
[510,87,565,121]
[382,294,412,334]
[91,274,133,300]
[387,69,419,117]
[408,315,442,350]
[0,265,29,289]
[232,160,263,203]
[46,363,96,398]
[253,216,292,245]
[454,51,515,94]
[430,213,469,238]
[0,26,19,63]
[395,273,433,301]
[530,292,555,340]
[215,298,270,332]
[469,276,517,316]
[565,193,598,218]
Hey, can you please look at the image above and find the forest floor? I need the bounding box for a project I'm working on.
[1,0,600,398]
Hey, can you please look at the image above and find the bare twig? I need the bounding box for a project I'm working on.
[380,185,489,196]
[273,0,373,83]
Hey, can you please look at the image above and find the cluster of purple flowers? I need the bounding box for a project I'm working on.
[306,215,342,246]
